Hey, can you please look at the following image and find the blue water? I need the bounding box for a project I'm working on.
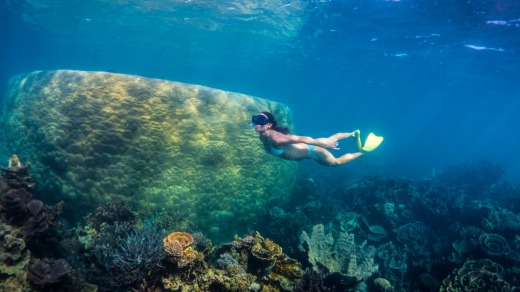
[1,0,519,184]
[2,1,520,290]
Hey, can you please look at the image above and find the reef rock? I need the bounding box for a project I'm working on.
[0,70,297,241]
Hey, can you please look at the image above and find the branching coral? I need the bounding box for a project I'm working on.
[70,202,143,288]
[105,227,165,287]
[192,231,212,251]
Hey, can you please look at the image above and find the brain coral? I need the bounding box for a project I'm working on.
[0,70,298,242]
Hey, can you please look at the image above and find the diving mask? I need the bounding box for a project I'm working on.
[251,114,268,125]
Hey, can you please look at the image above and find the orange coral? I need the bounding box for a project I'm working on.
[163,231,197,268]
[164,232,193,249]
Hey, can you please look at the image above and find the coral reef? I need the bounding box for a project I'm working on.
[163,231,198,268]
[0,187,64,238]
[2,132,520,291]
[0,156,64,239]
[105,227,165,287]
[258,161,520,291]
[250,233,283,275]
[0,155,35,190]
[440,259,512,291]
[294,269,334,292]
[0,222,30,290]
[160,231,303,291]
[299,224,378,289]
[373,277,393,292]
[1,188,34,223]
[65,202,142,287]
[0,159,85,290]
[84,201,136,230]
[27,258,70,288]
[479,233,510,256]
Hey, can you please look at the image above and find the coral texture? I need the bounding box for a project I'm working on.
[106,228,165,287]
[163,231,198,268]
[0,222,30,290]
[160,231,303,291]
[0,70,297,242]
[440,259,512,291]
[299,224,378,285]
[27,258,70,287]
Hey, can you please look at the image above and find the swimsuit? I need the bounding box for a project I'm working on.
[267,131,285,156]
[267,131,318,160]
[307,145,318,160]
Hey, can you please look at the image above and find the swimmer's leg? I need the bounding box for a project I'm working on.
[312,147,363,167]
[329,130,357,141]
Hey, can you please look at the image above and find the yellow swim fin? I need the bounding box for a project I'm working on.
[362,133,384,152]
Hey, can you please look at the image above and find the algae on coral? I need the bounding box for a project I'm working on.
[0,70,298,242]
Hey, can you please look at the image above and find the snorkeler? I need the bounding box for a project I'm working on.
[252,112,383,166]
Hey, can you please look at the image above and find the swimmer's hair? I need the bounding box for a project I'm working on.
[261,111,291,134]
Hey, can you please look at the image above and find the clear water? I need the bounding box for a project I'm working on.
[2,0,520,184]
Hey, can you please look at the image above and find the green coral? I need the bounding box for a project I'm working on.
[373,277,393,291]
[299,224,378,281]
[0,70,298,243]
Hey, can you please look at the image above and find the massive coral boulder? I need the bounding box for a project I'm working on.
[0,70,297,241]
